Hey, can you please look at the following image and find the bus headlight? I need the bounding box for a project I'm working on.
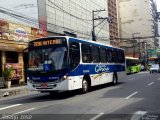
[63,75,67,79]
[61,75,68,81]
[27,77,33,83]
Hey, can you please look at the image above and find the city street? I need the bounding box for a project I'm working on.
[0,71,160,120]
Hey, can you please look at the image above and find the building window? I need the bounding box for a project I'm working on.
[6,51,18,63]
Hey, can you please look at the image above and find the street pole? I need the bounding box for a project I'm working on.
[92,10,96,41]
[139,39,140,60]
[92,9,111,41]
[133,41,136,57]
[144,42,147,67]
[132,32,140,58]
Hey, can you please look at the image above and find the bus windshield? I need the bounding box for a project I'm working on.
[126,58,139,67]
[28,39,68,72]
[148,57,158,65]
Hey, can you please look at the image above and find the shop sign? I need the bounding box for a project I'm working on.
[5,63,22,81]
[0,43,26,52]
[14,27,28,42]
[31,27,47,40]
[0,19,9,40]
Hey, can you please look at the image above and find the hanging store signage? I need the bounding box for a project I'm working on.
[14,27,28,42]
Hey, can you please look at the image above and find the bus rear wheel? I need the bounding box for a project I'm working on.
[82,78,89,94]
[112,73,118,85]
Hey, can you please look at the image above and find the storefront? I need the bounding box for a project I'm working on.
[0,19,47,88]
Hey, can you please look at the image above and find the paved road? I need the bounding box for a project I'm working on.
[0,71,160,120]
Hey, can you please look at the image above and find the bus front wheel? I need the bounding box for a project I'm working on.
[49,91,58,96]
[82,78,89,94]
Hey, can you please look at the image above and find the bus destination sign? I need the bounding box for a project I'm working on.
[33,39,62,47]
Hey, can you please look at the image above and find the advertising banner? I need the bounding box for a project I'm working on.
[9,22,31,42]
[4,63,22,81]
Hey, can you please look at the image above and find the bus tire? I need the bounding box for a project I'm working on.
[49,91,58,96]
[112,73,118,85]
[81,78,89,94]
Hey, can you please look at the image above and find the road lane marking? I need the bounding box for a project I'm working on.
[148,82,154,86]
[1,108,35,119]
[131,111,147,120]
[129,78,135,81]
[15,108,35,114]
[90,113,104,120]
[125,91,138,99]
[0,104,22,111]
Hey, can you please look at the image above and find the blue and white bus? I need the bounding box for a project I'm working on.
[27,36,126,94]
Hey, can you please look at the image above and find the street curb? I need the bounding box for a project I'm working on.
[0,88,34,98]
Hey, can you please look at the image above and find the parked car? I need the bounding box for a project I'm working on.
[149,64,160,73]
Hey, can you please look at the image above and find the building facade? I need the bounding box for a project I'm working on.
[118,0,158,58]
[0,19,46,88]
[108,0,119,47]
[38,0,110,44]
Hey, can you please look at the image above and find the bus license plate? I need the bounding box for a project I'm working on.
[41,83,48,88]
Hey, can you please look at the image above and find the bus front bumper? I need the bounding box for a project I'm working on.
[27,80,70,92]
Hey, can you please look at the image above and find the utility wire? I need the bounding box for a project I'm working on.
[47,0,92,22]
[96,21,109,37]
[0,6,108,40]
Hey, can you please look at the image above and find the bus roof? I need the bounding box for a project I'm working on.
[125,57,139,60]
[31,36,124,51]
[148,57,157,60]
[67,36,124,50]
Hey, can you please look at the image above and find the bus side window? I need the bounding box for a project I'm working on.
[106,49,109,62]
[121,51,125,63]
[107,49,112,63]
[118,51,122,63]
[112,49,116,63]
[81,44,92,63]
[91,46,100,63]
[69,42,80,70]
[100,48,107,63]
[115,50,119,63]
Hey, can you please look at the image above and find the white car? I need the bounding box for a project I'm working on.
[150,64,160,73]
[140,65,145,71]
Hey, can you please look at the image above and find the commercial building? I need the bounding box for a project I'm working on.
[38,0,110,44]
[108,0,119,47]
[118,0,158,58]
[0,19,46,88]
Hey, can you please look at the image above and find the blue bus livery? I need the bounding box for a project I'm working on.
[27,36,126,94]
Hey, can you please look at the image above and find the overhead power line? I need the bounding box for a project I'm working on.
[47,0,92,22]
[110,35,160,41]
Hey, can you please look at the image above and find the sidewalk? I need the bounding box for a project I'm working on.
[0,85,36,98]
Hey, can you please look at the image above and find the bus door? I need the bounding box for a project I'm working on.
[69,41,80,89]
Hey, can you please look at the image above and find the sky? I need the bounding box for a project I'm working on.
[0,0,159,26]
[0,0,38,27]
